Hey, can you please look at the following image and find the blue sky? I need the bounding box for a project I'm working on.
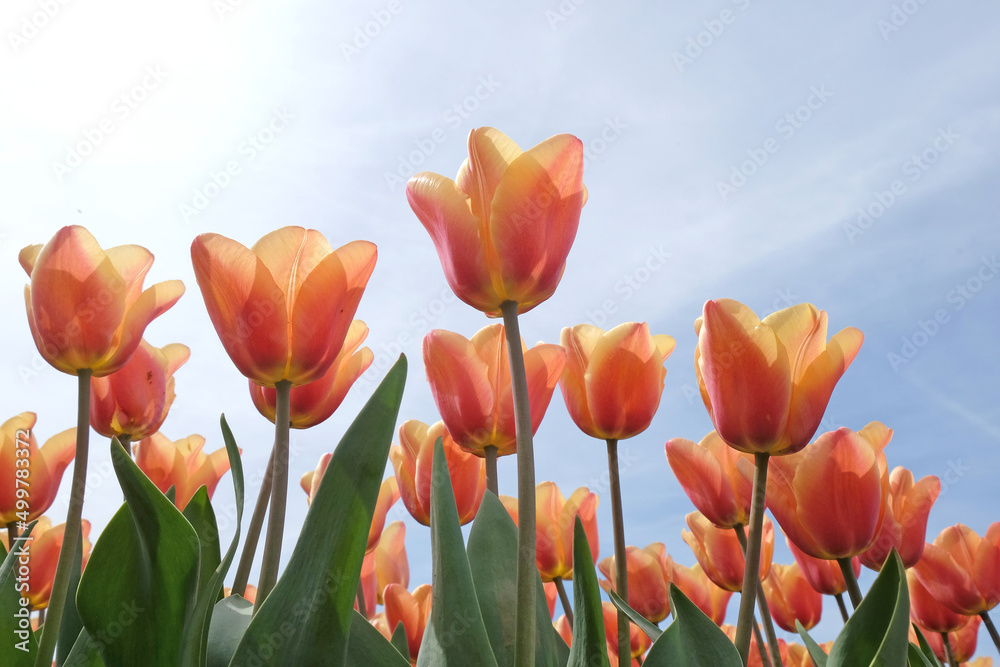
[3,0,999,658]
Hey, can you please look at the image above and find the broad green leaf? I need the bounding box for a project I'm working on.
[826,551,909,667]
[230,356,406,666]
[796,620,828,667]
[61,629,104,667]
[642,585,742,667]
[0,524,36,666]
[554,629,570,666]
[182,486,223,598]
[608,589,663,642]
[911,626,943,667]
[566,517,609,667]
[56,526,85,666]
[416,437,498,667]
[346,611,411,666]
[390,622,409,659]
[907,643,936,667]
[76,441,200,667]
[206,595,253,667]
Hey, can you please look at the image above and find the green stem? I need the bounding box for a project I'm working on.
[255,380,292,610]
[835,593,849,623]
[356,580,368,619]
[980,611,1000,655]
[837,558,863,609]
[941,631,955,667]
[117,433,132,455]
[485,445,498,496]
[34,370,91,667]
[735,525,782,667]
[752,616,772,667]
[735,452,769,666]
[5,521,17,550]
[554,576,574,626]
[501,301,537,667]
[37,608,46,626]
[607,437,630,660]
[231,446,275,597]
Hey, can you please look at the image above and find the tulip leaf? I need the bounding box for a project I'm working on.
[642,585,742,667]
[229,355,406,666]
[77,441,200,667]
[56,526,86,666]
[554,631,570,665]
[566,517,609,667]
[907,643,936,667]
[826,551,909,667]
[416,437,498,667]
[61,629,105,666]
[206,595,253,667]
[182,486,223,598]
[0,523,36,666]
[608,589,663,642]
[390,622,409,658]
[795,620,828,667]
[910,626,943,667]
[467,491,561,667]
[346,611,410,666]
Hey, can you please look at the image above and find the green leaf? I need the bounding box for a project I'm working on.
[554,629,570,666]
[61,629,105,667]
[911,626,943,667]
[566,517,608,667]
[390,622,410,660]
[230,356,407,666]
[826,551,909,667]
[608,589,663,642]
[416,437,498,667]
[206,595,252,667]
[346,611,411,666]
[182,486,223,599]
[56,525,86,667]
[907,643,936,667]
[76,440,200,667]
[796,620,828,667]
[0,523,36,666]
[642,585,742,667]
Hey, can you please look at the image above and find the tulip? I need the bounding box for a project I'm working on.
[964,658,994,667]
[249,320,372,429]
[914,523,1000,616]
[384,583,432,663]
[602,601,652,661]
[554,614,573,647]
[133,432,234,510]
[762,563,823,632]
[374,521,409,604]
[909,569,970,634]
[390,420,486,526]
[670,561,733,625]
[911,613,981,664]
[722,624,790,667]
[1,413,76,523]
[785,644,814,667]
[371,612,392,641]
[18,516,92,609]
[683,511,773,593]
[665,430,754,529]
[90,339,190,444]
[356,551,378,619]
[860,466,940,570]
[544,581,558,618]
[787,538,860,597]
[598,543,672,623]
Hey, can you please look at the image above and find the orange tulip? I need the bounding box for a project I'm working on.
[786,538,860,596]
[374,521,409,604]
[190,227,376,387]
[911,610,980,663]
[18,516,92,609]
[423,324,565,456]
[544,581,558,618]
[390,420,486,526]
[964,658,994,667]
[694,300,863,455]
[909,569,970,634]
[598,543,672,623]
[762,563,823,632]
[250,320,372,429]
[683,511,773,592]
[133,432,234,510]
[670,561,733,625]
[301,454,398,553]
[913,523,1000,615]
[19,226,184,376]
[384,583,432,663]
[370,612,392,640]
[860,466,940,570]
[723,624,791,667]
[356,551,378,619]
[602,601,653,660]
[90,339,190,440]
[766,422,891,559]
[406,127,586,317]
[559,322,675,441]
[554,614,572,647]
[665,430,754,529]
[1,413,75,523]
[785,644,814,667]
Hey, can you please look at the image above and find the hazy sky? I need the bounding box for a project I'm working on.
[3,0,999,658]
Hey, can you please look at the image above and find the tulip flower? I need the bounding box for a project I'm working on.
[371,612,392,641]
[914,523,1000,616]
[762,563,823,632]
[910,604,981,664]
[374,521,409,604]
[909,569,970,634]
[18,516,92,609]
[554,614,573,647]
[787,538,860,597]
[384,583,432,663]
[545,581,558,618]
[722,624,790,667]
[602,601,653,661]
[665,430,754,529]
[598,543,672,623]
[90,339,190,444]
[1,413,75,523]
[133,432,234,510]
[356,551,378,619]
[670,561,733,625]
[785,644,814,667]
[390,420,486,526]
[249,320,372,429]
[683,511,773,593]
[860,466,940,570]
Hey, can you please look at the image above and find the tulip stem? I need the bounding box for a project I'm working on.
[37,609,45,626]
[941,632,956,667]
[35,370,91,667]
[356,581,368,619]
[605,437,631,661]
[232,446,275,597]
[752,616,772,667]
[501,300,537,667]
[554,577,574,626]
[735,525,783,667]
[981,611,1000,655]
[485,445,499,496]
[5,522,17,549]
[837,558,862,609]
[256,380,292,610]
[735,452,769,666]
[835,593,849,623]
[118,433,131,455]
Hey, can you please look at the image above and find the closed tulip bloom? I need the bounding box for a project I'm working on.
[603,601,653,661]
[695,300,863,455]
[90,339,190,440]
[762,563,823,632]
[909,570,970,634]
[665,430,754,529]
[407,127,586,317]
[766,422,891,559]
[787,538,861,596]
[860,466,940,570]
[918,616,980,664]
[560,322,676,441]
[723,625,790,667]
[554,614,572,647]
[370,612,392,641]
[1,413,75,523]
[357,551,378,619]
[598,543,672,623]
[914,523,1000,615]
[683,511,773,592]
[423,324,565,456]
[191,227,377,386]
[20,516,93,609]
[785,644,814,667]
[390,420,486,526]
[20,226,184,376]
[670,561,733,625]
[133,432,234,510]
[250,320,373,429]
[545,581,558,618]
[384,583,432,663]
[374,521,409,604]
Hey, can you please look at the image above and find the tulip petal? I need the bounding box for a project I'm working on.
[250,227,333,303]
[456,127,523,221]
[423,329,494,453]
